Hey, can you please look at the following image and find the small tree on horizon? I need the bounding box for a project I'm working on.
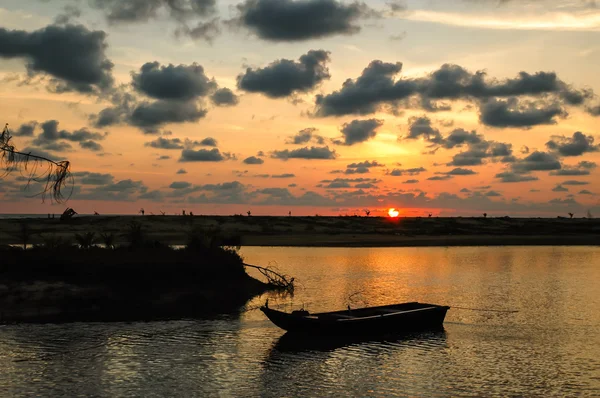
[364,209,371,217]
[483,213,487,218]
[568,212,574,219]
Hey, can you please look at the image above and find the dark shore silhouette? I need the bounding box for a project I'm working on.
[0,215,598,248]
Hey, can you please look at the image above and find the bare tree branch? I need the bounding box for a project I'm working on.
[1,123,73,203]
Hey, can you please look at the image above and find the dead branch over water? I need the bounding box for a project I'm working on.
[1,123,72,203]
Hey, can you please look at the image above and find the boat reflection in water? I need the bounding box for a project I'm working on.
[270,328,448,353]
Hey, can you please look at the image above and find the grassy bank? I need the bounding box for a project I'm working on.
[0,227,290,324]
[0,215,598,247]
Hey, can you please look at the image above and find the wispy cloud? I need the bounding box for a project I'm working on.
[400,9,600,31]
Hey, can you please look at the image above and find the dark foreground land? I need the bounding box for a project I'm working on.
[0,234,288,324]
[0,215,599,247]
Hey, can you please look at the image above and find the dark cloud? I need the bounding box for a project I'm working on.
[588,104,600,116]
[175,17,221,42]
[286,127,325,145]
[132,62,217,100]
[55,5,82,24]
[495,172,539,183]
[272,173,295,178]
[447,168,477,176]
[210,87,239,106]
[232,0,376,41]
[29,120,106,152]
[129,100,207,133]
[579,190,594,195]
[243,156,264,165]
[90,0,217,23]
[179,148,234,162]
[447,138,514,167]
[170,181,192,189]
[0,24,113,93]
[80,140,103,151]
[479,98,566,127]
[314,62,590,118]
[403,179,419,184]
[199,137,218,147]
[562,180,589,186]
[176,168,188,174]
[145,137,186,150]
[546,131,600,157]
[427,175,453,181]
[403,116,442,144]
[511,151,561,173]
[72,171,114,185]
[237,50,331,98]
[13,121,37,137]
[343,160,384,174]
[388,167,426,176]
[552,185,568,192]
[271,146,337,160]
[485,190,502,197]
[337,119,383,145]
[441,128,481,149]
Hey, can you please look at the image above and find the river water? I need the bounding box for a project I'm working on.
[1,246,599,397]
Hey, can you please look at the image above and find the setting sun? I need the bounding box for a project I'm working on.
[388,208,400,218]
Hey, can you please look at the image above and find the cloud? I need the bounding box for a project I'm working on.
[272,173,295,178]
[343,160,384,174]
[546,131,600,156]
[403,179,419,184]
[479,97,566,127]
[54,5,82,25]
[337,119,383,145]
[74,178,148,202]
[80,140,103,151]
[129,99,207,133]
[552,185,569,192]
[427,175,453,181]
[243,156,264,165]
[511,151,561,173]
[485,190,502,197]
[314,62,590,117]
[210,87,239,106]
[29,120,106,152]
[179,148,234,162]
[232,0,377,41]
[132,61,217,100]
[176,168,188,174]
[440,128,482,149]
[286,127,325,145]
[13,121,37,137]
[388,167,426,176]
[579,190,594,195]
[271,146,337,160]
[199,137,218,147]
[495,172,540,183]
[145,137,186,150]
[89,0,217,23]
[550,161,596,176]
[237,50,331,98]
[0,24,114,93]
[402,116,442,144]
[170,181,192,189]
[447,168,477,176]
[72,171,114,185]
[562,180,590,186]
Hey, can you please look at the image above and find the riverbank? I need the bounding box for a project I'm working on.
[0,243,285,324]
[0,215,598,247]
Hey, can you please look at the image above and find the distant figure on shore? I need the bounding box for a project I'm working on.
[569,212,574,219]
[139,208,145,216]
[288,211,292,216]
[182,210,186,216]
[247,211,251,216]
[483,213,487,218]
[190,211,194,216]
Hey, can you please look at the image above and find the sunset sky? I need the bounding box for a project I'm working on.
[1,0,599,216]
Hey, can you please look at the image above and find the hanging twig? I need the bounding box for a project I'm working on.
[243,263,295,293]
[1,123,72,203]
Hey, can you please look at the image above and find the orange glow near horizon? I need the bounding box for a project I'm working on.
[388,208,400,218]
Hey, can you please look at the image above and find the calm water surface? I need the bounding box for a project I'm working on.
[1,246,599,397]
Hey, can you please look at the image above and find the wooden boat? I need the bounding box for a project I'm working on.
[261,301,450,335]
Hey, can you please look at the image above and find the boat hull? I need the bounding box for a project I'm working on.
[261,302,449,335]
